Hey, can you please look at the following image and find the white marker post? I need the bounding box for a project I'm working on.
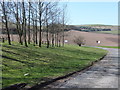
[96,41,101,45]
[64,40,68,43]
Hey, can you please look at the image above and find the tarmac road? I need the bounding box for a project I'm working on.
[46,47,119,88]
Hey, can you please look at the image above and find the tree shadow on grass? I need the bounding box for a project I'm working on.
[3,45,23,49]
[3,45,41,57]
[2,49,21,56]
[2,45,103,69]
[2,55,35,67]
[3,45,100,57]
[2,48,50,64]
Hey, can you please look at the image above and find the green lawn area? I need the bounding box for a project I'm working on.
[95,30,119,35]
[99,46,120,49]
[2,42,107,88]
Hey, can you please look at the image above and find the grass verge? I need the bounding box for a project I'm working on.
[2,42,107,88]
[99,46,120,49]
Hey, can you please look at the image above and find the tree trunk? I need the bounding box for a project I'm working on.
[62,25,64,47]
[79,44,81,46]
[33,19,35,46]
[59,39,61,47]
[46,7,49,48]
[39,1,42,47]
[24,18,28,47]
[56,33,59,47]
[2,1,11,45]
[39,18,42,47]
[46,25,49,48]
[19,35,23,45]
[52,34,54,47]
[16,2,23,45]
[28,2,31,44]
[35,13,38,45]
[22,1,28,47]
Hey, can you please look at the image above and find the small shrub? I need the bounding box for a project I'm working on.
[74,36,85,46]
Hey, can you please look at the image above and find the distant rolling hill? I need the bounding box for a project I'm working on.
[67,24,118,35]
[0,22,118,35]
[71,24,118,30]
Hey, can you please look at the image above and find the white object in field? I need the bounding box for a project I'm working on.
[24,73,29,76]
[64,40,68,43]
[96,41,101,44]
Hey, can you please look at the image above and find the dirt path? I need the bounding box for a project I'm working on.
[46,47,119,88]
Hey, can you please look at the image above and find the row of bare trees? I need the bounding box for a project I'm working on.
[0,0,67,48]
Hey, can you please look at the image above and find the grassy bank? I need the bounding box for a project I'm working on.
[99,46,120,49]
[2,42,107,88]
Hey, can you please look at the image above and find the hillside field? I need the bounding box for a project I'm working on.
[64,30,119,46]
[95,30,119,35]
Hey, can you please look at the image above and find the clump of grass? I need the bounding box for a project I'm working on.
[2,42,107,88]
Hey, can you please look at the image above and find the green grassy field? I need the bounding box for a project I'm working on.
[99,46,120,49]
[2,42,107,88]
[95,30,119,35]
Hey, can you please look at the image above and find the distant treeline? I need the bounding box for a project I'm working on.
[64,25,111,32]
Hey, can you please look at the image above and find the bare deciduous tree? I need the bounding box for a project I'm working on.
[1,1,11,45]
[74,36,85,46]
[22,1,28,47]
[0,1,68,48]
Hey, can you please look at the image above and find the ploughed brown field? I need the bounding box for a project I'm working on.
[1,30,119,46]
[64,30,119,46]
